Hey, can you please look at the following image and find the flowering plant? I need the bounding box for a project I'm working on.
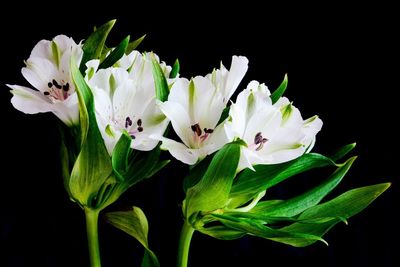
[6,20,390,267]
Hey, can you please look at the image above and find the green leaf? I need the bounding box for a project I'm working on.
[299,183,390,220]
[270,74,288,104]
[151,55,169,102]
[183,156,212,193]
[98,35,130,69]
[112,131,132,181]
[229,153,337,208]
[212,214,326,247]
[126,34,146,54]
[280,183,390,246]
[198,225,245,240]
[123,146,165,188]
[250,157,357,217]
[106,207,160,267]
[79,20,116,73]
[170,59,180,78]
[185,143,240,220]
[69,60,112,208]
[145,159,170,179]
[217,107,230,125]
[329,142,356,162]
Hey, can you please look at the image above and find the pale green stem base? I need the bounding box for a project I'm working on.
[177,221,195,267]
[85,208,101,267]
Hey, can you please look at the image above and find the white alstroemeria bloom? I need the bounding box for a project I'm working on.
[87,52,170,154]
[157,56,248,165]
[206,56,249,104]
[7,35,82,126]
[157,77,230,165]
[225,81,323,170]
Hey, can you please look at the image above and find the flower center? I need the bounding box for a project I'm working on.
[253,132,268,151]
[191,123,214,143]
[125,116,143,139]
[43,79,71,102]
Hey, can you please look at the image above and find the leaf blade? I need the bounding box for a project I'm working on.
[99,35,130,69]
[270,74,288,104]
[79,20,116,73]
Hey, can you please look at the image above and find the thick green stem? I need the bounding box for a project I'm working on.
[85,208,101,267]
[177,221,195,267]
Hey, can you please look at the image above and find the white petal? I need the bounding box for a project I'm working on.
[53,35,76,53]
[22,58,58,91]
[203,121,230,154]
[302,115,323,146]
[8,84,52,114]
[30,39,51,59]
[223,56,249,102]
[192,76,225,129]
[168,78,190,111]
[159,101,192,147]
[157,136,200,165]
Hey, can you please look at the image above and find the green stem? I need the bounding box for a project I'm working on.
[177,221,195,267]
[85,208,101,267]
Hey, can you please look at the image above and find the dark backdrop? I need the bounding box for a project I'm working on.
[1,2,398,267]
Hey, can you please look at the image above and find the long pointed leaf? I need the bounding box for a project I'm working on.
[79,20,116,73]
[229,153,337,208]
[212,214,325,247]
[69,60,112,207]
[99,35,130,69]
[112,131,132,181]
[106,207,160,267]
[251,157,357,217]
[280,183,390,246]
[151,55,169,102]
[270,74,288,104]
[170,59,180,78]
[185,143,241,220]
[126,34,146,54]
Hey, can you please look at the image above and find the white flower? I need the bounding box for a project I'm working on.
[206,56,249,104]
[87,52,170,154]
[157,56,248,165]
[225,81,323,170]
[7,35,82,126]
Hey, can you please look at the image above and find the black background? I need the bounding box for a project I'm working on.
[0,2,398,267]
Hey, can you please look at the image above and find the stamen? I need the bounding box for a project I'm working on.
[62,83,70,91]
[254,132,263,145]
[52,79,62,89]
[137,126,143,132]
[47,82,53,88]
[125,117,133,128]
[191,123,202,136]
[204,128,214,134]
[254,132,268,151]
[137,119,142,126]
[44,91,50,96]
[130,135,136,139]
